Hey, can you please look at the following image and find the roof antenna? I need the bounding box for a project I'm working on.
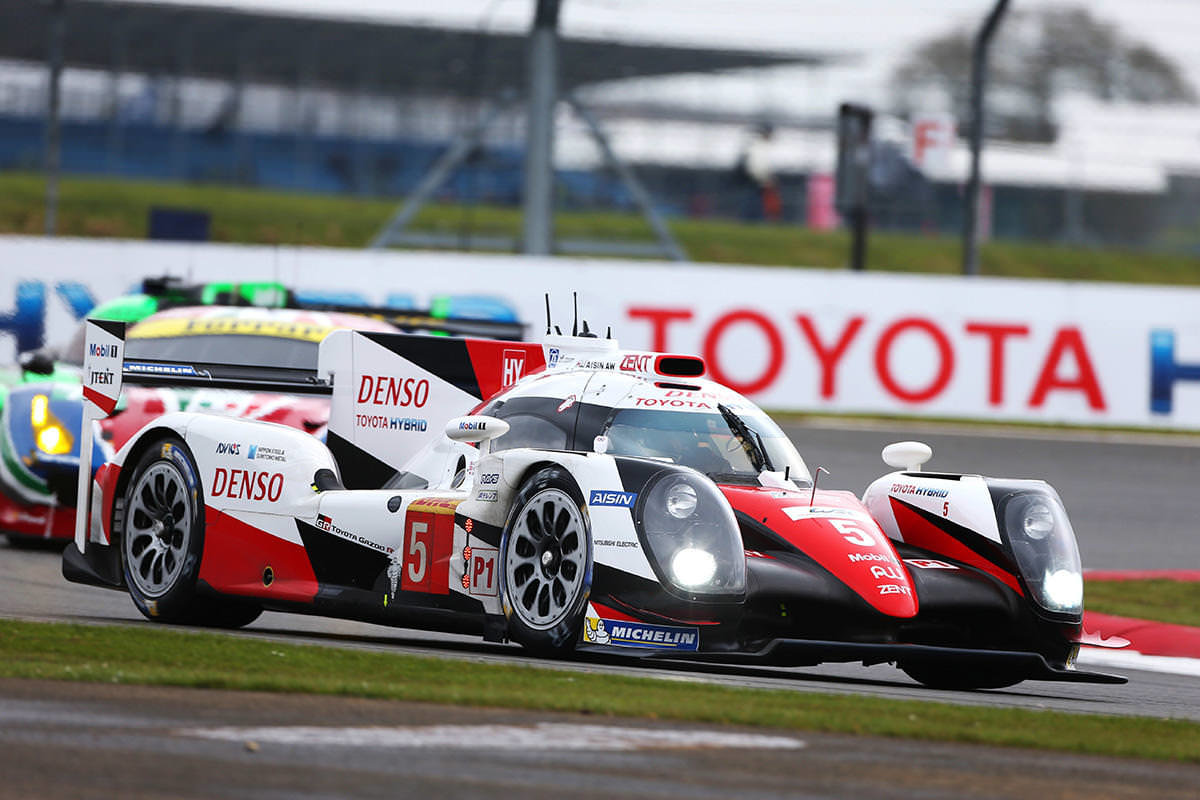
[606,326,612,339]
[544,293,552,336]
[572,291,579,337]
[809,466,829,507]
[580,319,596,338]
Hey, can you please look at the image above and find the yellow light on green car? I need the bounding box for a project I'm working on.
[30,395,73,455]
[30,394,48,428]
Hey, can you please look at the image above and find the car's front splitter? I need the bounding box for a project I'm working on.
[643,637,1126,685]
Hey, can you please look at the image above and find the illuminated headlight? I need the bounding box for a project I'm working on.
[635,471,745,596]
[1022,503,1054,540]
[1002,490,1083,616]
[1042,569,1083,612]
[31,394,73,456]
[670,547,717,587]
[31,394,48,427]
[666,482,698,519]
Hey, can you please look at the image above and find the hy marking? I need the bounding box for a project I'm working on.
[178,723,805,751]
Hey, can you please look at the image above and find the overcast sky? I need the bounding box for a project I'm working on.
[122,0,1200,81]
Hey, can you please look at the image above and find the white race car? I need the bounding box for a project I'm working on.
[64,313,1124,689]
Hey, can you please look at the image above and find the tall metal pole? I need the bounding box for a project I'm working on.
[962,0,1010,276]
[522,0,560,256]
[44,0,67,236]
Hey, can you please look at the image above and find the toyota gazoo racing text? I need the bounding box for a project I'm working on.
[64,314,1124,689]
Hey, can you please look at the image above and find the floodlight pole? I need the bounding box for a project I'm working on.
[44,0,67,236]
[962,0,1009,276]
[522,0,560,256]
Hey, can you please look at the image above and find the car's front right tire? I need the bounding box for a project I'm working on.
[500,466,592,655]
[120,436,260,628]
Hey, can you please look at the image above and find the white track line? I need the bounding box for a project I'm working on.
[1079,647,1200,679]
[178,722,806,751]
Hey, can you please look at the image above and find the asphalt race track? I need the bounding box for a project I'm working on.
[3,679,1200,800]
[1,421,1199,796]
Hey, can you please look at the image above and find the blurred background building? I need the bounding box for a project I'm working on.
[4,0,1200,253]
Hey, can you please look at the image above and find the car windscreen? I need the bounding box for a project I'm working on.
[124,334,319,368]
[600,408,811,484]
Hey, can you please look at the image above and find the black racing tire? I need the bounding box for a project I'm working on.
[499,466,593,655]
[899,660,1025,690]
[119,436,260,629]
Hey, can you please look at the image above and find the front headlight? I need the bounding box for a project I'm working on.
[1042,568,1083,611]
[31,394,74,456]
[635,472,744,597]
[1002,490,1083,616]
[666,482,698,519]
[1022,502,1054,540]
[670,547,717,587]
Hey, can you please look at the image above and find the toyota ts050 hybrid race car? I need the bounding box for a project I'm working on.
[2,285,523,544]
[63,314,1124,689]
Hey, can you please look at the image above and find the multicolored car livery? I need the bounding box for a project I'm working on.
[63,316,1124,690]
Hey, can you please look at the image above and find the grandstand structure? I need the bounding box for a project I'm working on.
[0,0,825,245]
[4,1,1199,253]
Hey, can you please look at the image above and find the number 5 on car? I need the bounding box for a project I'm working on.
[401,501,455,594]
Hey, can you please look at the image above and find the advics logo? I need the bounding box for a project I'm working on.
[215,442,241,456]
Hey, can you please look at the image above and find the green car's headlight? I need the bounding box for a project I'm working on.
[31,394,73,456]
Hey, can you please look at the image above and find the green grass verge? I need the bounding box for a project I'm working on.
[0,617,1197,762]
[1086,580,1200,628]
[3,171,1199,284]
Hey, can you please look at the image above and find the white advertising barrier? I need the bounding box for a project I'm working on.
[3,235,1200,429]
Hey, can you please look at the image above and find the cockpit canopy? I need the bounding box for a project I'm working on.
[478,369,810,485]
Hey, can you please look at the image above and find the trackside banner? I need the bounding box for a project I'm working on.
[3,236,1200,430]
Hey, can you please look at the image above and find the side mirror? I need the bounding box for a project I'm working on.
[882,441,933,471]
[19,350,55,376]
[444,415,509,444]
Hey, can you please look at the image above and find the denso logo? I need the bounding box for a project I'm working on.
[357,375,429,408]
[215,442,241,456]
[502,349,526,387]
[211,468,283,502]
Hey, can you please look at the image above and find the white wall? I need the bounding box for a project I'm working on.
[4,235,1199,429]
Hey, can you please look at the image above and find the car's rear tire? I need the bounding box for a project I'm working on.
[120,436,259,628]
[899,660,1024,690]
[500,466,592,655]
